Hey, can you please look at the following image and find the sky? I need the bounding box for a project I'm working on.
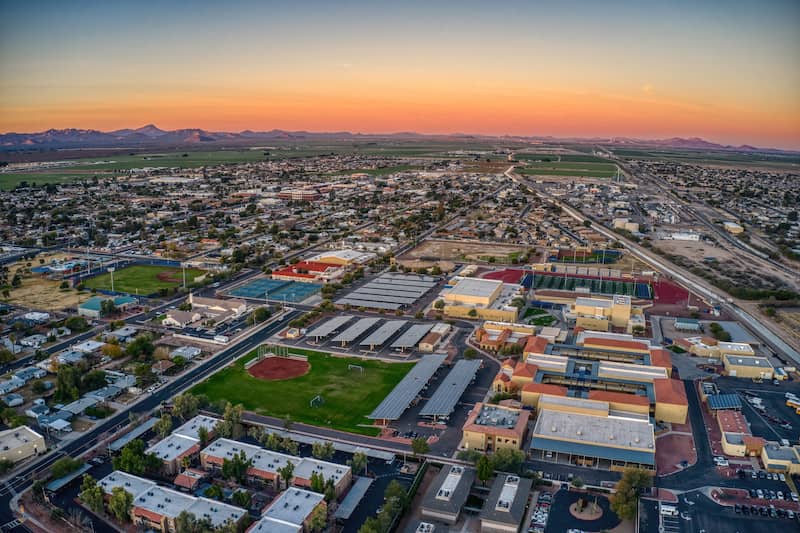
[1,0,799,149]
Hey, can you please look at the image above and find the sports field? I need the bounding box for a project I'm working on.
[82,264,206,295]
[191,347,414,436]
[534,273,653,299]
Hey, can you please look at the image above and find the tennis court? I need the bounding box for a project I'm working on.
[229,278,322,302]
[534,273,652,299]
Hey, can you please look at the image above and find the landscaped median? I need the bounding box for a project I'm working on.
[190,347,414,436]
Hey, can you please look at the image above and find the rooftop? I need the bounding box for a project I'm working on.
[532,408,655,451]
[447,277,502,299]
[422,465,475,516]
[262,488,324,528]
[146,433,199,462]
[480,474,533,527]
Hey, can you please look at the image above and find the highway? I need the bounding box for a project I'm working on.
[505,166,800,366]
[0,309,302,531]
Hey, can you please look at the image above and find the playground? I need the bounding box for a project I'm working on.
[191,346,413,436]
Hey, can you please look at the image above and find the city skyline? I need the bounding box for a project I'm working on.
[1,0,799,149]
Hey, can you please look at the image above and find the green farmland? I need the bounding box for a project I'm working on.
[191,348,414,436]
[83,264,206,295]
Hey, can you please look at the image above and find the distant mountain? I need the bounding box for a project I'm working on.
[0,125,793,153]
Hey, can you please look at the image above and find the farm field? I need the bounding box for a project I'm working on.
[191,347,414,436]
[82,264,205,295]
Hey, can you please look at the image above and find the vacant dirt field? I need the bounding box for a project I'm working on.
[399,239,528,263]
[4,251,83,310]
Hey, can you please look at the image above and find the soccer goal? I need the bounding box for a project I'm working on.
[309,394,324,408]
[348,364,364,375]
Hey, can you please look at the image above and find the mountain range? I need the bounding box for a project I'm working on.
[0,124,789,153]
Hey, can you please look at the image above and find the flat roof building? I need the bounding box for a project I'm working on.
[253,487,326,533]
[421,465,476,524]
[461,403,530,453]
[0,426,45,464]
[479,474,533,533]
[722,353,774,380]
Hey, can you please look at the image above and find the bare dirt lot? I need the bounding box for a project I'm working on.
[247,356,310,381]
[398,238,528,264]
[4,251,84,310]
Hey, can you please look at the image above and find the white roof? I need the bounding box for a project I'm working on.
[447,277,502,299]
[73,340,105,353]
[174,414,218,440]
[533,409,655,451]
[293,456,351,485]
[262,488,324,527]
[146,434,198,462]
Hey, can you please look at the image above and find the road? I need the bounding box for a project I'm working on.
[0,309,302,531]
[505,166,800,366]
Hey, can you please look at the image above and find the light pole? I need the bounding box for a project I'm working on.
[108,267,115,292]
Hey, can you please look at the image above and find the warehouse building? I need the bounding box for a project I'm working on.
[761,442,800,474]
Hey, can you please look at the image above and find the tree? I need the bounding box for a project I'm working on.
[79,474,104,515]
[64,316,90,332]
[222,450,252,483]
[155,413,173,439]
[101,343,123,359]
[100,299,117,317]
[571,476,584,489]
[125,333,155,360]
[463,347,477,360]
[358,517,382,533]
[278,461,295,489]
[232,490,251,509]
[108,487,133,523]
[174,511,214,533]
[113,439,160,475]
[476,454,492,485]
[0,459,13,474]
[490,448,525,474]
[310,471,325,493]
[172,393,200,420]
[81,369,107,392]
[308,502,328,532]
[205,484,223,500]
[411,437,429,458]
[54,364,81,402]
[52,456,83,478]
[0,348,14,364]
[215,402,244,439]
[610,468,652,520]
[433,299,445,310]
[312,441,335,461]
[467,309,478,318]
[348,451,368,476]
[197,425,209,447]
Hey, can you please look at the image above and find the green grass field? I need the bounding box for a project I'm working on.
[83,264,205,295]
[191,347,414,436]
[517,160,618,178]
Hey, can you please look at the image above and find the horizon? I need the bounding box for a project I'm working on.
[1,122,793,152]
[1,1,799,150]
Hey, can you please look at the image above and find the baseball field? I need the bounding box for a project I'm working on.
[82,264,206,295]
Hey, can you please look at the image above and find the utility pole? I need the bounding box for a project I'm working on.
[108,267,115,292]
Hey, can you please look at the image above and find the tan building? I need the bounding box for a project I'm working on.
[441,277,520,322]
[722,354,774,379]
[678,337,756,359]
[474,321,536,352]
[569,295,632,331]
[0,426,45,464]
[761,442,800,474]
[653,379,689,424]
[460,403,530,453]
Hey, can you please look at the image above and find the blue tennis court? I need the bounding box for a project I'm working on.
[229,278,321,302]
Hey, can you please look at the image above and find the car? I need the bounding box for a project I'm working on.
[756,489,764,499]
[788,510,796,519]
[774,379,781,385]
[780,473,786,482]
[772,473,780,481]
[742,505,750,515]
[752,470,758,479]
[750,505,758,514]
[791,492,799,502]
[760,507,768,516]
[769,490,777,499]
[777,509,785,518]
[738,469,746,479]
[778,491,784,500]
[749,489,757,498]
[734,504,741,513]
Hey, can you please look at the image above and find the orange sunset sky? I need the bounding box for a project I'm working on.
[1,1,799,149]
